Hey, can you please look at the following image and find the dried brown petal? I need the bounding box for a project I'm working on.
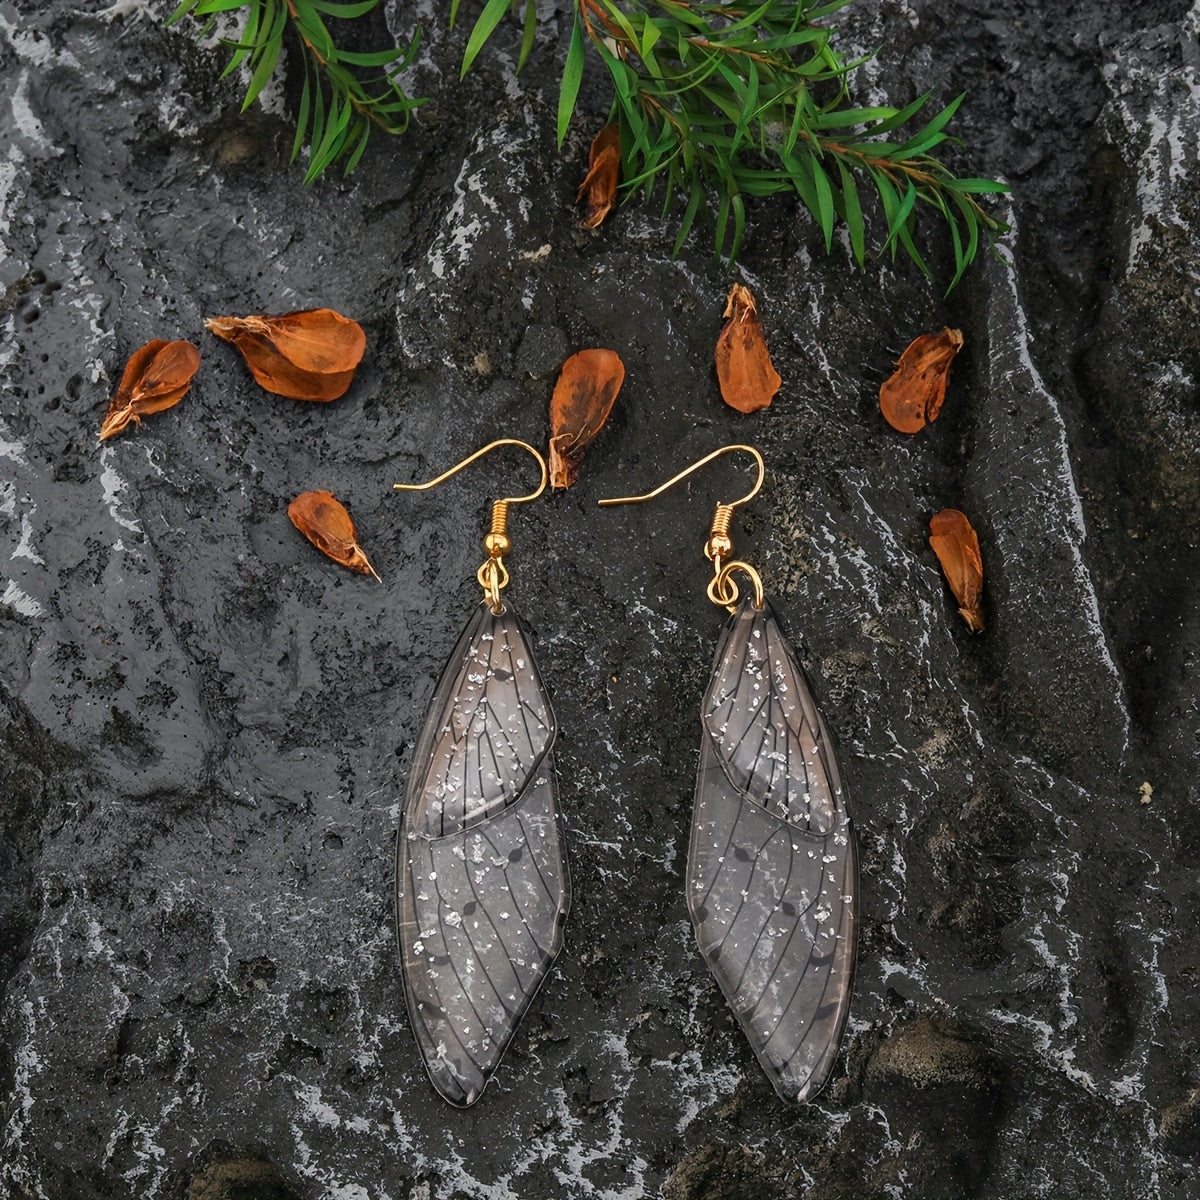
[100,339,201,441]
[929,508,984,633]
[548,348,625,490]
[715,283,781,414]
[880,328,964,433]
[206,308,366,401]
[576,125,621,229]
[288,490,380,580]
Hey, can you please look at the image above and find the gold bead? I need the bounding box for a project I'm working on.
[706,534,733,559]
[484,532,511,558]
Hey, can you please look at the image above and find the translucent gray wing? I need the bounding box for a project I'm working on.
[703,601,837,833]
[398,767,569,1106]
[397,603,570,1106]
[408,602,555,838]
[689,599,857,1103]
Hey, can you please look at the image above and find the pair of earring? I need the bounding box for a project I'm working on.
[393,440,857,1109]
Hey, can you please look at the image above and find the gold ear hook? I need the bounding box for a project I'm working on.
[598,444,766,612]
[597,444,765,511]
[393,439,548,613]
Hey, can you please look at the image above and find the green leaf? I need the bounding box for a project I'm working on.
[864,91,929,135]
[896,92,962,148]
[243,3,286,108]
[193,0,252,12]
[951,178,1012,194]
[872,170,900,259]
[309,0,382,16]
[294,4,335,57]
[715,187,732,257]
[641,17,662,58]
[804,0,855,17]
[881,180,918,253]
[335,45,414,67]
[717,1,782,38]
[728,60,758,154]
[938,195,965,293]
[958,196,981,266]
[461,0,515,77]
[947,191,980,290]
[219,0,259,76]
[811,154,834,250]
[754,27,831,53]
[291,70,312,163]
[556,13,585,147]
[306,87,355,181]
[813,105,898,130]
[896,221,929,276]
[835,158,864,267]
[343,117,373,173]
[782,150,818,216]
[307,98,341,178]
[518,0,537,71]
[895,128,951,159]
[727,189,746,260]
[783,90,814,156]
[672,180,704,256]
[243,34,282,109]
[306,62,327,170]
[591,0,640,52]
[166,0,204,25]
[656,1,707,33]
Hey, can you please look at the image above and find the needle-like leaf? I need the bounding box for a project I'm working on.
[558,14,585,148]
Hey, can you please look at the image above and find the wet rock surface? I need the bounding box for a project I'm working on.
[1,0,1197,1197]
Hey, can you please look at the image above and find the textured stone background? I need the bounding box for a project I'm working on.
[1,0,1198,1197]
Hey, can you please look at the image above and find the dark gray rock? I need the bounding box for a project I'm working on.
[0,0,1197,1198]
[1160,1088,1200,1162]
[514,323,569,380]
[661,1143,785,1200]
[806,1016,1006,1198]
[186,1148,305,1200]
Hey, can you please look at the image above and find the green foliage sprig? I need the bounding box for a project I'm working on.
[538,0,1008,284]
[172,0,1007,283]
[169,0,423,181]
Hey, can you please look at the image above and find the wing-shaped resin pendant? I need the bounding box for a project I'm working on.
[688,598,857,1102]
[397,602,570,1106]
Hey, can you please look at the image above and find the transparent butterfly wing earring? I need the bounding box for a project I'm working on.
[392,440,570,1107]
[600,445,857,1103]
